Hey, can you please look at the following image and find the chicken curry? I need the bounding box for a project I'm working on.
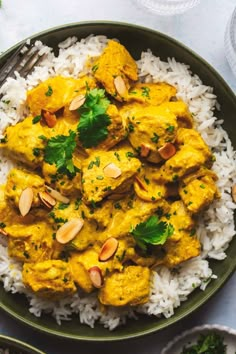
[0,40,219,307]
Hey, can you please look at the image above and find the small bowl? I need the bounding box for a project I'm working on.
[225,5,236,77]
[134,0,201,16]
[0,335,45,354]
[161,324,236,354]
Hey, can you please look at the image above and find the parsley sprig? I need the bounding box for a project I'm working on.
[44,130,77,176]
[77,88,111,148]
[181,332,227,354]
[131,215,174,251]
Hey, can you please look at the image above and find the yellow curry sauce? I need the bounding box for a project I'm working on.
[0,40,219,307]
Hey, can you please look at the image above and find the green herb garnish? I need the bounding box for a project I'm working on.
[181,332,227,354]
[126,151,135,158]
[77,88,111,148]
[33,147,41,157]
[128,122,135,132]
[166,125,175,133]
[45,85,53,96]
[0,135,7,143]
[87,156,100,169]
[130,215,174,251]
[44,130,77,176]
[141,86,150,98]
[92,64,99,73]
[151,133,159,143]
[32,115,41,124]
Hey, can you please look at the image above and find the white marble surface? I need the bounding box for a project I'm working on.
[0,0,236,353]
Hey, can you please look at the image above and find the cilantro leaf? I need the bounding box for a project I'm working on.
[131,215,174,251]
[181,332,227,354]
[77,88,111,148]
[44,130,77,176]
[45,85,53,96]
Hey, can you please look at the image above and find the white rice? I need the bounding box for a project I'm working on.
[0,35,235,330]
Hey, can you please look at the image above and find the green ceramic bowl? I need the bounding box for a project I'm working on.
[0,335,45,354]
[0,21,236,341]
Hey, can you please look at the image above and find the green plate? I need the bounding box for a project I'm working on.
[0,21,235,341]
[0,335,45,354]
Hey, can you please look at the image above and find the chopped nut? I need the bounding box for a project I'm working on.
[107,193,125,200]
[158,143,176,160]
[38,191,56,208]
[88,266,103,288]
[45,186,70,204]
[42,110,57,128]
[0,228,8,236]
[140,144,150,157]
[19,187,34,217]
[103,163,121,178]
[134,176,148,191]
[69,95,86,111]
[56,219,84,244]
[99,237,119,262]
[232,184,236,203]
[114,76,127,97]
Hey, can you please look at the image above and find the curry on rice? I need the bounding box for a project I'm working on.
[0,40,219,307]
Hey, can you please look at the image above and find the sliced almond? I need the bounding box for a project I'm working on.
[42,110,57,128]
[56,218,84,244]
[140,144,151,157]
[158,143,176,160]
[103,163,121,179]
[0,228,8,236]
[19,187,34,217]
[232,184,236,203]
[114,76,127,97]
[45,186,70,204]
[88,266,103,288]
[39,191,56,208]
[69,95,86,111]
[99,237,119,262]
[134,176,148,192]
[107,193,125,201]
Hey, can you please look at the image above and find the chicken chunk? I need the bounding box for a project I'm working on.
[98,196,170,242]
[127,82,177,106]
[134,163,167,202]
[162,232,201,268]
[85,104,126,152]
[93,40,138,101]
[0,116,49,168]
[6,222,61,263]
[179,169,219,214]
[159,101,193,128]
[22,260,76,300]
[162,201,195,242]
[98,266,151,306]
[122,104,178,163]
[176,128,212,159]
[81,150,141,204]
[27,76,96,116]
[69,244,124,293]
[42,153,82,197]
[5,168,45,208]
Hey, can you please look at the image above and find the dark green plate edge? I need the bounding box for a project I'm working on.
[0,21,235,342]
[0,335,45,354]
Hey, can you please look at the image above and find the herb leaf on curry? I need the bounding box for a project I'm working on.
[77,88,111,148]
[131,215,174,251]
[44,130,77,176]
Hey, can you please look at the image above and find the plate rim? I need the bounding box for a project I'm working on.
[0,334,45,354]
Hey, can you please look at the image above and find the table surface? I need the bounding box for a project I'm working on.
[0,0,236,353]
